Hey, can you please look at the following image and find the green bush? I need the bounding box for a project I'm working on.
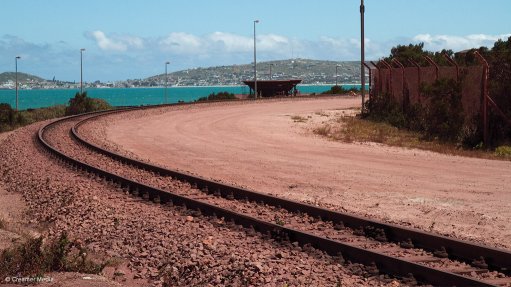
[421,78,465,141]
[65,92,112,115]
[365,78,467,143]
[364,93,407,128]
[196,91,236,102]
[321,85,358,95]
[0,104,67,132]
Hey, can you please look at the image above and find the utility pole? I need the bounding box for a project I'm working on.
[253,20,259,98]
[165,61,170,104]
[360,0,366,111]
[336,65,340,87]
[15,56,21,111]
[80,48,85,94]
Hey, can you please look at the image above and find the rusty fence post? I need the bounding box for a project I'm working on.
[370,61,381,96]
[473,51,490,146]
[392,58,406,111]
[362,62,372,97]
[443,53,460,82]
[423,55,439,81]
[381,60,393,96]
[408,59,421,104]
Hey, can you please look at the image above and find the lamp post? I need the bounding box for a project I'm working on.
[336,65,340,87]
[360,0,366,110]
[253,20,259,98]
[165,61,170,104]
[15,56,21,111]
[269,63,274,80]
[80,48,85,94]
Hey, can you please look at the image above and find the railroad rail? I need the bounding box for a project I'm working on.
[38,104,511,287]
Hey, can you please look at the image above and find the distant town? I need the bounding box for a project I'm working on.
[0,59,366,90]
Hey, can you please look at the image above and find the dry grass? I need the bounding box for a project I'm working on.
[314,115,510,160]
[290,115,308,123]
[313,125,331,136]
[314,111,330,117]
[0,232,105,278]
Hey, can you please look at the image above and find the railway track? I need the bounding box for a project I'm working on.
[38,105,511,286]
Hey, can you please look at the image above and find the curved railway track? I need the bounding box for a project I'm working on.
[38,105,511,287]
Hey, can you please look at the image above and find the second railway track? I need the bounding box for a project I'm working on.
[38,105,511,286]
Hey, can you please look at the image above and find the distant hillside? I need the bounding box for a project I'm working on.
[146,59,362,86]
[0,72,45,84]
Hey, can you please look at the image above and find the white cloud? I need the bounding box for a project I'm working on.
[208,32,252,52]
[258,34,289,51]
[413,33,511,52]
[86,31,144,52]
[88,31,126,51]
[159,32,203,54]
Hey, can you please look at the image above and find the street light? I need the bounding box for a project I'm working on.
[253,20,259,99]
[15,56,21,111]
[269,63,274,80]
[360,0,366,110]
[165,61,170,104]
[335,65,341,87]
[80,48,85,94]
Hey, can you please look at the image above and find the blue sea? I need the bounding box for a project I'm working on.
[0,84,365,110]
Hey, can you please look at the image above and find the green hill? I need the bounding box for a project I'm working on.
[146,59,362,86]
[0,72,45,84]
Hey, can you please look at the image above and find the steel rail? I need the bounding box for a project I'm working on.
[38,112,500,286]
[72,110,511,278]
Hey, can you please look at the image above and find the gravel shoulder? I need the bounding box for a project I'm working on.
[101,97,511,250]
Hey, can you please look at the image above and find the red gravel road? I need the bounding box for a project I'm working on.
[100,97,511,250]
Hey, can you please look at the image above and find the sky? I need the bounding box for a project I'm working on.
[1,0,510,82]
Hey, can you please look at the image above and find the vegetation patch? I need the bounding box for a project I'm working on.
[373,39,511,148]
[321,85,358,95]
[65,92,112,115]
[313,124,331,136]
[196,91,237,102]
[314,114,505,160]
[291,115,308,123]
[0,103,66,132]
[0,232,106,279]
[495,145,511,158]
[0,92,112,133]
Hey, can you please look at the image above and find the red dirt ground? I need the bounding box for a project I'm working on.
[105,97,511,250]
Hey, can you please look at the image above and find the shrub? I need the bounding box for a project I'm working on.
[421,78,465,142]
[364,93,407,128]
[0,104,67,132]
[65,92,112,115]
[0,232,104,278]
[196,91,236,102]
[322,85,358,95]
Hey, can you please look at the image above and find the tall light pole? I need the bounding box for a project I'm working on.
[80,48,85,94]
[165,61,170,104]
[269,63,274,80]
[15,56,21,111]
[336,65,340,87]
[360,0,366,110]
[253,20,259,99]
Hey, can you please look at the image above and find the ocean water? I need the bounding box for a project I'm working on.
[0,84,365,110]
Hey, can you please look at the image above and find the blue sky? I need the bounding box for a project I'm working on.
[1,0,510,81]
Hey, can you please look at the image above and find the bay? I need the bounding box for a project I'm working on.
[0,84,365,110]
